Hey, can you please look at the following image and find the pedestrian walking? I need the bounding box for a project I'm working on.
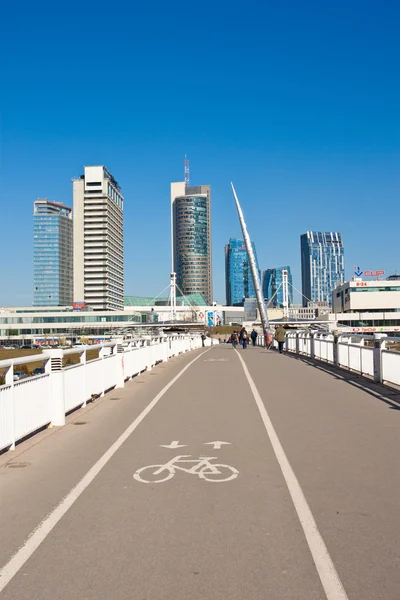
[231,331,238,349]
[241,329,248,349]
[250,329,258,347]
[201,333,206,347]
[274,325,286,354]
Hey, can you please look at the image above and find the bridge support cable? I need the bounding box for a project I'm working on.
[287,281,321,315]
[174,281,199,322]
[265,282,283,309]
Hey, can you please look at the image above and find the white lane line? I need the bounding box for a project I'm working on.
[0,348,210,593]
[236,351,349,600]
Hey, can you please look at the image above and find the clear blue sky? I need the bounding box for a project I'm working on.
[1,0,399,306]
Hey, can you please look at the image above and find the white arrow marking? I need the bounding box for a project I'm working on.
[160,441,187,449]
[204,441,231,450]
[204,358,228,362]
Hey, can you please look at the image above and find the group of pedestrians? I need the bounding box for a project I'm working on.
[229,327,258,349]
[228,324,287,354]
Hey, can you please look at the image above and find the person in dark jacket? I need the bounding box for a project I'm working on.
[231,331,238,349]
[241,329,248,349]
[250,329,258,346]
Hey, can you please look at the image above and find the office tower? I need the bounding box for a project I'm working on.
[33,199,73,306]
[171,182,212,304]
[225,238,260,305]
[262,266,293,307]
[73,166,124,311]
[300,231,344,307]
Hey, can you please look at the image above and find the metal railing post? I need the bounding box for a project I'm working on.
[114,338,125,389]
[295,332,300,355]
[373,333,387,383]
[333,334,339,367]
[163,337,169,362]
[310,332,315,359]
[79,349,87,406]
[5,364,16,450]
[99,346,112,395]
[146,339,153,371]
[47,349,66,427]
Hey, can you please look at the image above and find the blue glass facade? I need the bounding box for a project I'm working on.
[33,201,73,306]
[301,231,345,307]
[225,238,260,305]
[262,266,293,307]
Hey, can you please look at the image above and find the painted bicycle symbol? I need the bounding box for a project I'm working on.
[133,455,239,484]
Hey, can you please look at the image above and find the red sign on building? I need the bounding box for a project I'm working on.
[72,302,87,311]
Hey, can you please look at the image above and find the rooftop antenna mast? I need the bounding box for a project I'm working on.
[184,155,190,186]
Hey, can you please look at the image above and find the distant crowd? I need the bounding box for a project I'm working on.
[224,325,288,354]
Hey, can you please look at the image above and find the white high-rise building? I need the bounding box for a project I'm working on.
[73,166,124,311]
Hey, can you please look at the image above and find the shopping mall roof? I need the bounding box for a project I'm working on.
[124,294,207,307]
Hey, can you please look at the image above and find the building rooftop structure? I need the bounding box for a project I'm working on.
[124,294,207,307]
[332,279,400,314]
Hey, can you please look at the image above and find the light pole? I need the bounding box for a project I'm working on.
[282,269,289,319]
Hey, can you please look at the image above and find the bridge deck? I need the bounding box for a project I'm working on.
[1,344,399,599]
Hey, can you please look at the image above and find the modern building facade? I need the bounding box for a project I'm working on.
[301,231,344,307]
[73,166,124,311]
[262,266,293,307]
[33,200,73,306]
[332,279,400,313]
[0,303,248,344]
[225,238,260,305]
[171,182,212,304]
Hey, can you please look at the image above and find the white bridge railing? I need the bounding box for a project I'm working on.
[0,334,208,453]
[257,331,400,389]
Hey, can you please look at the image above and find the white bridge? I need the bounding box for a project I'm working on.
[0,334,211,453]
[259,331,400,387]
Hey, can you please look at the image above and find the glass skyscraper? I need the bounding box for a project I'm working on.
[300,231,345,307]
[262,266,293,307]
[33,200,73,306]
[225,238,260,305]
[171,182,212,304]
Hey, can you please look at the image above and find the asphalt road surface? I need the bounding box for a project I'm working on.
[0,343,399,599]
